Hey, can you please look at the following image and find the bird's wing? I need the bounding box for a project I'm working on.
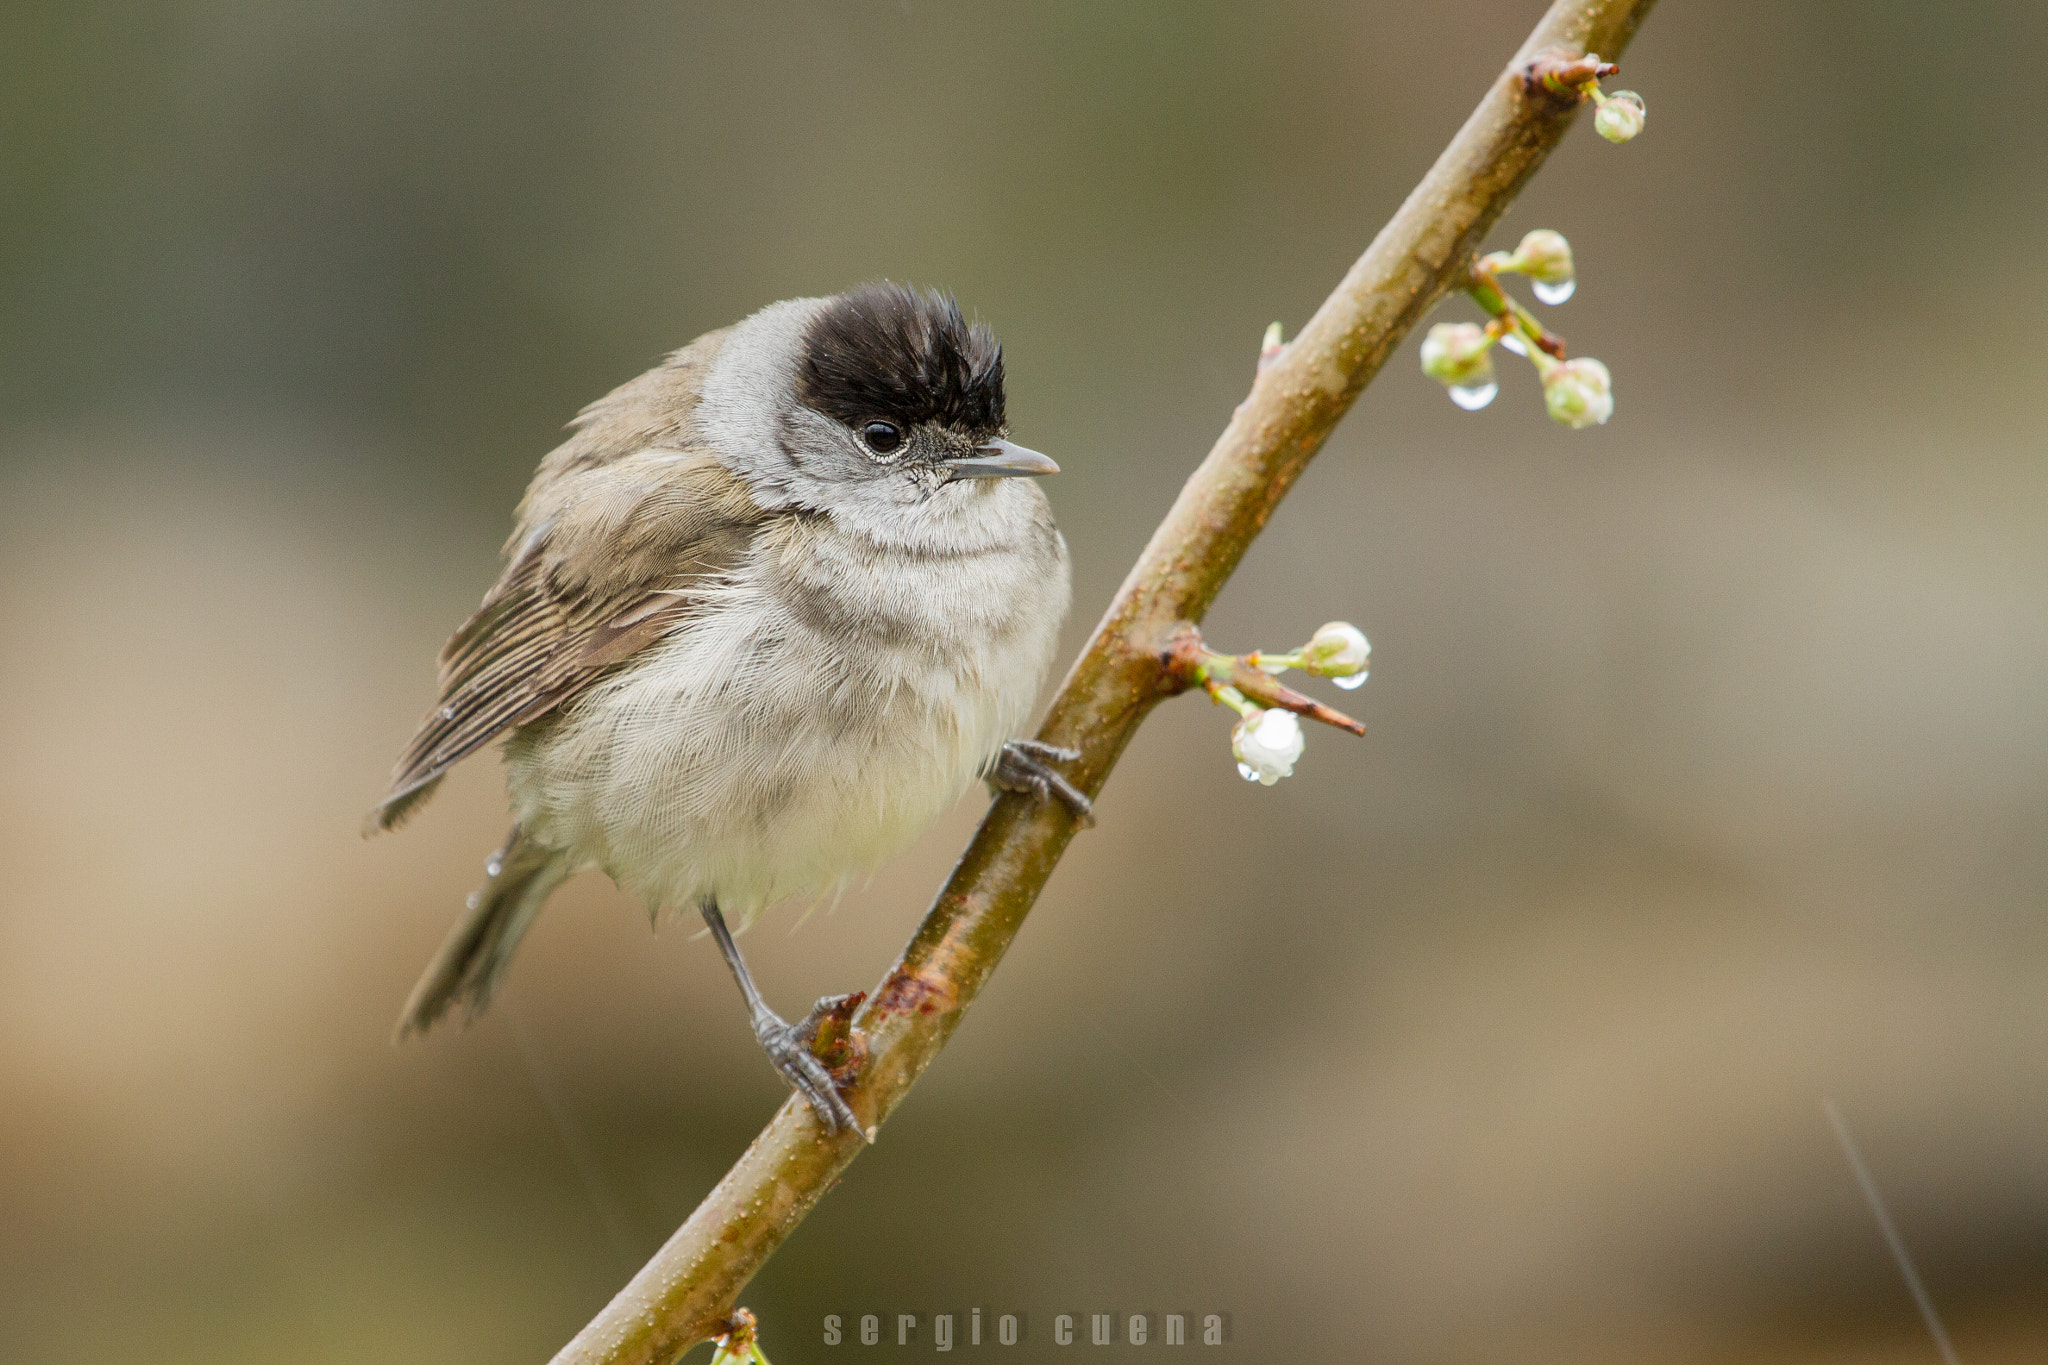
[368,447,767,832]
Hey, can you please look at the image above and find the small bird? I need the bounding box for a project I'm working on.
[370,283,1086,1132]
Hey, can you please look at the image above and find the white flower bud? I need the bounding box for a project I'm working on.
[1506,229,1574,286]
[1543,356,1614,428]
[1302,621,1370,678]
[1419,322,1494,388]
[1232,708,1305,786]
[1594,90,1646,143]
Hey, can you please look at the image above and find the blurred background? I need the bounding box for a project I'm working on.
[4,2,2046,1361]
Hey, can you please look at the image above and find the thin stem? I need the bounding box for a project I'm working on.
[1171,632,1366,737]
[1205,680,1257,717]
[1508,297,1564,357]
[549,3,1659,1360]
[1467,262,1568,359]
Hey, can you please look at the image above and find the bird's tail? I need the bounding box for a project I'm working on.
[395,826,573,1039]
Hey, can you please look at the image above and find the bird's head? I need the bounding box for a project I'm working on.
[694,283,1058,534]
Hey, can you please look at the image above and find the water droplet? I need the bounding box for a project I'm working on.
[485,858,503,877]
[1237,762,1261,783]
[1533,278,1576,305]
[439,705,457,721]
[1448,381,1498,410]
[1499,333,1528,356]
[1334,670,1369,690]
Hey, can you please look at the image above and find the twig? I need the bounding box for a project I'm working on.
[1161,628,1367,737]
[550,2,1659,1359]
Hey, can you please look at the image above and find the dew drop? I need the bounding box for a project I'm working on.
[1499,333,1528,356]
[1237,762,1261,783]
[1533,278,1576,305]
[1448,381,1498,410]
[1334,670,1369,690]
[485,858,503,877]
[439,705,457,720]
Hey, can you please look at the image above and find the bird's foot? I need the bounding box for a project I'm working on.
[989,739,1094,826]
[755,1004,866,1138]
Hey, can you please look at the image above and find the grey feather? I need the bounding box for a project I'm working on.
[394,826,573,1037]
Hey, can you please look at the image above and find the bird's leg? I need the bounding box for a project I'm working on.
[988,739,1094,825]
[699,901,863,1136]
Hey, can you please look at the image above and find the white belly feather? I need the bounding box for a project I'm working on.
[502,496,1068,929]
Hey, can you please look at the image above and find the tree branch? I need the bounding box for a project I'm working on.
[551,2,1657,1360]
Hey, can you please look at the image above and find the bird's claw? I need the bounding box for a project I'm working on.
[756,1009,865,1137]
[990,739,1094,826]
[793,991,866,1079]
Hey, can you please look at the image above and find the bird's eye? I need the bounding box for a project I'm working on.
[861,421,903,455]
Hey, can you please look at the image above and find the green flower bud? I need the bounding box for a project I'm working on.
[1543,357,1614,428]
[1419,322,1495,388]
[1302,621,1371,680]
[1505,229,1574,285]
[1594,90,1646,143]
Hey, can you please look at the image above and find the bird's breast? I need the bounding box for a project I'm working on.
[504,504,1070,924]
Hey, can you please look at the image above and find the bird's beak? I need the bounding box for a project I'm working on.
[947,438,1060,480]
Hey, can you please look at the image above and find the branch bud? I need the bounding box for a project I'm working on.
[711,1309,770,1365]
[1258,321,1285,372]
[1541,356,1614,428]
[1233,708,1305,786]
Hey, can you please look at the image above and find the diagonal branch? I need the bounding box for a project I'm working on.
[552,2,1657,1360]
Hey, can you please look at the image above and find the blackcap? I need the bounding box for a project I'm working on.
[370,284,1084,1132]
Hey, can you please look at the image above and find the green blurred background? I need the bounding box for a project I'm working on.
[4,2,2046,1361]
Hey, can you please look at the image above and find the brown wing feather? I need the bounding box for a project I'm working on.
[369,329,768,832]
[370,453,765,831]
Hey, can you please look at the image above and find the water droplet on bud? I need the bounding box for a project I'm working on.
[485,858,503,877]
[1533,278,1576,305]
[1448,381,1498,410]
[1237,762,1261,783]
[1334,670,1369,690]
[1499,333,1528,356]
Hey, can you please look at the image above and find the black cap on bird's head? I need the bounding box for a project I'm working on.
[798,282,1005,435]
[796,284,1056,481]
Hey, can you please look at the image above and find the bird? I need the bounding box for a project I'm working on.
[368,283,1086,1133]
